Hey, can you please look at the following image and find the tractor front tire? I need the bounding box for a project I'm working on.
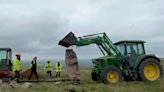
[138,58,163,82]
[100,66,122,84]
[91,71,99,81]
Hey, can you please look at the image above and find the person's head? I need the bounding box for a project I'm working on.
[33,56,37,61]
[15,53,21,60]
[47,59,51,63]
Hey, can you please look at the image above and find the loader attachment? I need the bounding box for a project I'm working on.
[58,32,77,47]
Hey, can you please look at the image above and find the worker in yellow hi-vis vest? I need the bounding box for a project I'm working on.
[45,59,52,79]
[12,53,22,82]
[55,60,62,78]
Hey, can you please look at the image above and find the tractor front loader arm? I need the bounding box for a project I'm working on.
[58,32,123,59]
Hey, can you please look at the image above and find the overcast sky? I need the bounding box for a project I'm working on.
[0,0,164,61]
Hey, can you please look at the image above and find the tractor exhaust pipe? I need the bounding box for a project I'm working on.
[58,32,77,48]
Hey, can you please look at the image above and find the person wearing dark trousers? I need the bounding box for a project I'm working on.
[55,60,62,78]
[12,53,22,83]
[45,59,52,79]
[28,56,39,80]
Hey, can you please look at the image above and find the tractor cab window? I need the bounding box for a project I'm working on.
[0,51,8,70]
[137,43,145,55]
[115,44,125,56]
[126,43,137,57]
[126,43,145,56]
[0,51,7,60]
[125,43,138,65]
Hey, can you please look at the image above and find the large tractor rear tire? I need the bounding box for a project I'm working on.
[100,66,122,84]
[138,58,163,82]
[91,71,99,81]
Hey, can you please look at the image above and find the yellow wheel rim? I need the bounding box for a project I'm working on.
[144,63,160,81]
[107,71,119,83]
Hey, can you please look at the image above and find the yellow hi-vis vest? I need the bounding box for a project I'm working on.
[55,63,62,72]
[13,58,21,71]
[45,63,52,71]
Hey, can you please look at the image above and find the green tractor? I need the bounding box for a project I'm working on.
[59,32,163,84]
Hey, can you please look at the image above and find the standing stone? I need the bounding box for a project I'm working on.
[65,49,80,84]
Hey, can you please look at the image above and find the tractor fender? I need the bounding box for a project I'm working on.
[135,54,160,69]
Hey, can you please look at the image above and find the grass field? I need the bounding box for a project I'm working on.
[0,60,164,92]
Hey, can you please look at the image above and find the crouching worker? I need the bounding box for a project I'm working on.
[55,60,63,78]
[45,59,52,79]
[12,53,22,82]
[28,56,39,80]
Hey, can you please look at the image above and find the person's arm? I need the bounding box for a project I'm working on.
[45,63,48,70]
[61,63,63,68]
[20,61,22,71]
[36,62,39,69]
[29,61,33,69]
[50,63,53,67]
[29,64,32,69]
[13,60,16,72]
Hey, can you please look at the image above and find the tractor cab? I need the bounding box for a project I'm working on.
[0,48,12,77]
[114,40,145,68]
[114,40,145,57]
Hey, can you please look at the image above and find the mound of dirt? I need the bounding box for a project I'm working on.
[20,69,42,80]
